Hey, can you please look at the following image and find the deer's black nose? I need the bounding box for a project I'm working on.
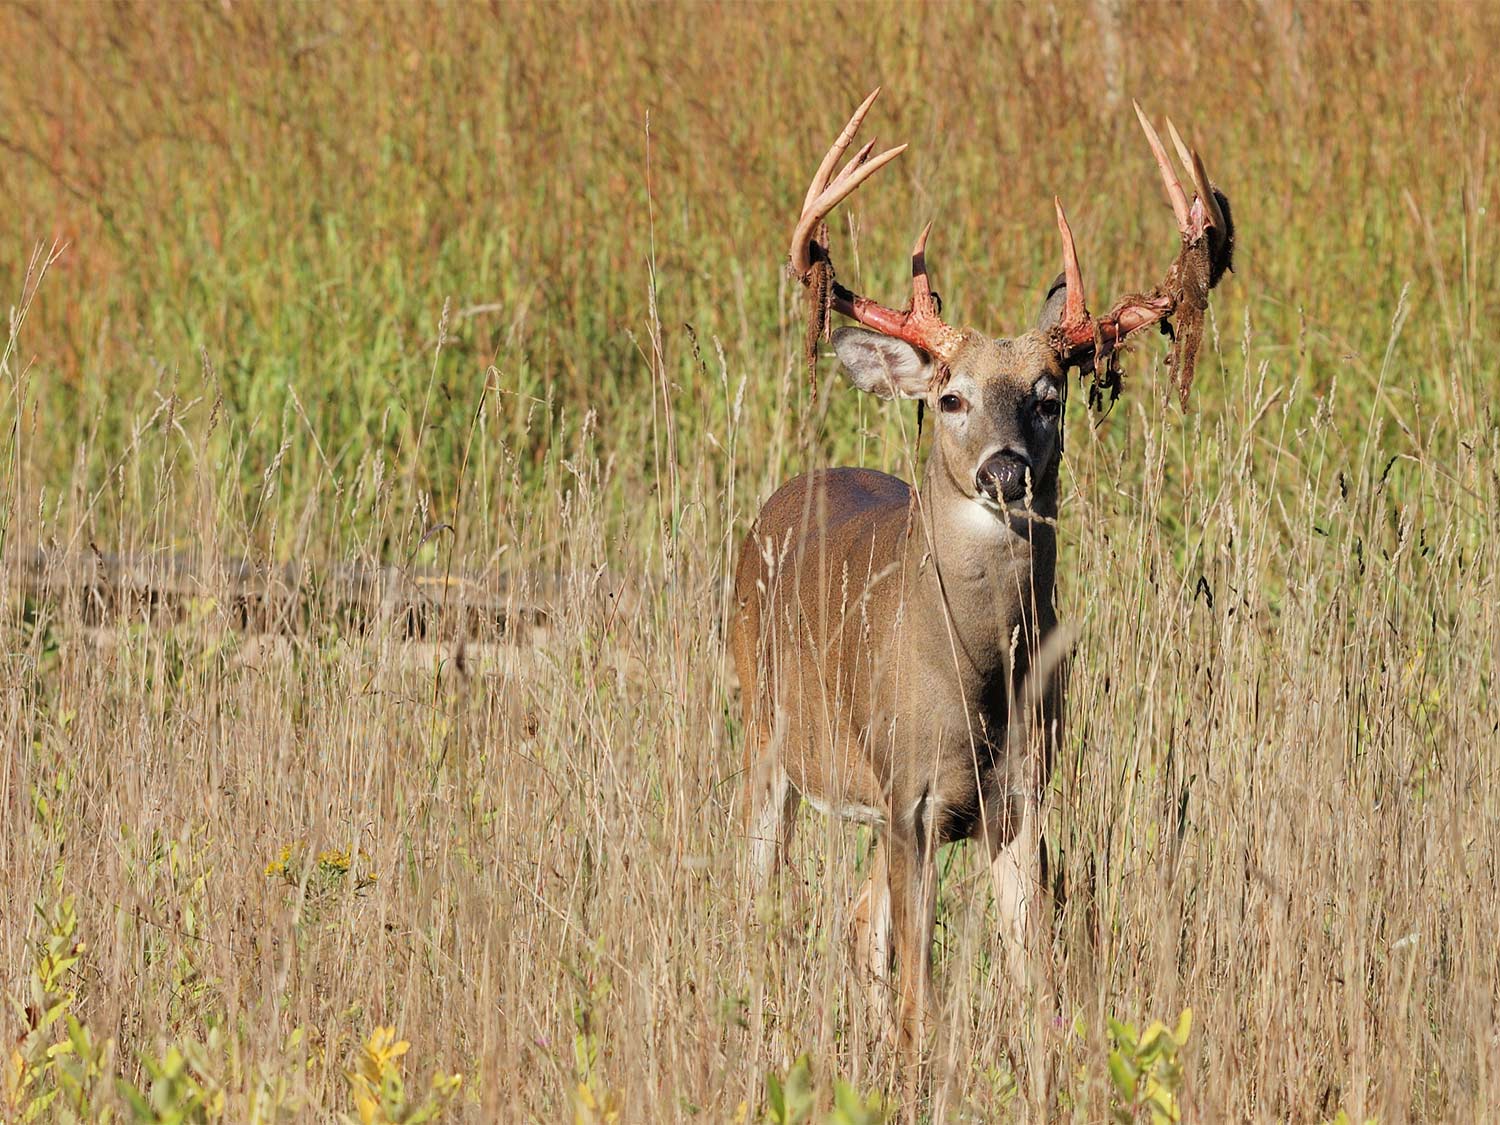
[976,450,1032,504]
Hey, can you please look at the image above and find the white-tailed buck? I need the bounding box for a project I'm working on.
[731,90,1233,1051]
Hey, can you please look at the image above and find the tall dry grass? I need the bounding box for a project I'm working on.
[3,1,1498,1121]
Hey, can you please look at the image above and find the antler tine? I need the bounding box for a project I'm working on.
[1164,118,1195,188]
[789,142,908,277]
[801,87,883,216]
[1133,100,1190,229]
[1053,198,1088,325]
[910,220,938,313]
[1165,119,1226,233]
[1189,148,1226,233]
[836,138,879,187]
[1051,107,1235,408]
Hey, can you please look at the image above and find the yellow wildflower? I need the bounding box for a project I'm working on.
[347,1025,410,1125]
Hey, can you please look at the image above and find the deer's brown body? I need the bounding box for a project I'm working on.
[731,89,1233,1059]
[733,331,1069,1048]
[732,450,1058,840]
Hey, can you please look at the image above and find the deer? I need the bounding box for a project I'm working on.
[730,89,1233,1056]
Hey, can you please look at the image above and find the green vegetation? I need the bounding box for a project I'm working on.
[1106,1009,1191,1124]
[3,1,1498,1120]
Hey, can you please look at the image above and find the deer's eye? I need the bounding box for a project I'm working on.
[1035,397,1061,420]
[938,393,966,414]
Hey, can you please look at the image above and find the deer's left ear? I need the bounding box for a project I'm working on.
[832,327,934,399]
[1035,271,1070,332]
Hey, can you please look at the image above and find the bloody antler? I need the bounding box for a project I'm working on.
[789,89,967,374]
[1048,103,1235,407]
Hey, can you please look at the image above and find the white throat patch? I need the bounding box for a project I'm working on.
[960,496,1013,537]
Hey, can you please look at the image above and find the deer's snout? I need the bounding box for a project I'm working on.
[975,450,1032,504]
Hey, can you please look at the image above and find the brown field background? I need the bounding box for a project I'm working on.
[2,1,1498,1121]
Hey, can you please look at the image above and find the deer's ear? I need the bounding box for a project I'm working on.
[1035,271,1070,332]
[832,327,932,399]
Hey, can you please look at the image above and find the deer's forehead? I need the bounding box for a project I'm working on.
[951,333,1063,392]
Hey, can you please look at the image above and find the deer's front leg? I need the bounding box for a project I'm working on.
[744,753,799,892]
[988,658,1063,998]
[851,842,894,1023]
[987,784,1041,994]
[985,756,1055,1109]
[885,810,938,1061]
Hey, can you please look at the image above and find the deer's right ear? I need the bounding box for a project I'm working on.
[832,327,933,399]
[1035,271,1070,332]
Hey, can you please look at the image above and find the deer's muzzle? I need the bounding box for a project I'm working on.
[976,450,1033,505]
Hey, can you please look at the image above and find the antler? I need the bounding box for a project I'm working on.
[790,89,967,373]
[1048,103,1235,407]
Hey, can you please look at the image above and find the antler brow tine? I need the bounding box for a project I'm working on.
[910,219,941,317]
[1053,197,1087,324]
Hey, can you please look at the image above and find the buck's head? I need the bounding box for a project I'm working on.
[829,293,1071,516]
[790,90,1233,519]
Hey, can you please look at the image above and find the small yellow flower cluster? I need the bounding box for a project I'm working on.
[316,847,363,875]
[264,842,299,877]
[264,842,379,888]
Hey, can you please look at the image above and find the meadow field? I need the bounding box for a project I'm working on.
[3,2,1499,1120]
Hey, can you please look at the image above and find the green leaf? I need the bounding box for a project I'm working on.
[830,1079,887,1125]
[573,1032,598,1080]
[1138,1020,1171,1057]
[1107,1051,1138,1101]
[116,1078,154,1120]
[1107,1017,1138,1053]
[40,997,73,1032]
[24,1087,63,1121]
[765,1070,786,1124]
[1137,1037,1166,1067]
[65,1014,91,1055]
[1147,1084,1181,1125]
[783,1055,815,1124]
[1173,1008,1193,1046]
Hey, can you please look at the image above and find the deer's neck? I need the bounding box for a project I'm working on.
[901,443,1059,690]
